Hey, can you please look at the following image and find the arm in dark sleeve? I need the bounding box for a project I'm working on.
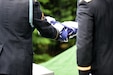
[76,1,94,72]
[33,1,59,39]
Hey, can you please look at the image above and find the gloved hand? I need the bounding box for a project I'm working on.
[45,16,78,42]
[45,16,64,32]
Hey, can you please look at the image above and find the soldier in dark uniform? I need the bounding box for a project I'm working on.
[76,0,113,75]
[0,0,76,75]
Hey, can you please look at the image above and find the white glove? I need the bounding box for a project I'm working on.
[45,16,64,32]
[44,16,56,24]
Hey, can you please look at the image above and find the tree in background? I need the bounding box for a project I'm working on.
[33,0,77,64]
[39,0,77,21]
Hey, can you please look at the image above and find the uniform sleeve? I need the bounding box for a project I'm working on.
[33,1,59,39]
[76,1,94,72]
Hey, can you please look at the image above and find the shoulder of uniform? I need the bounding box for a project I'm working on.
[79,0,92,3]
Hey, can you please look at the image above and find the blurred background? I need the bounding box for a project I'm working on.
[33,0,78,64]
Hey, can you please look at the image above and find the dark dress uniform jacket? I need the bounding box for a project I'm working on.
[0,0,58,75]
[77,0,113,75]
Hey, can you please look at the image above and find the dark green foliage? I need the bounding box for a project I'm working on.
[33,53,52,64]
[39,0,77,22]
